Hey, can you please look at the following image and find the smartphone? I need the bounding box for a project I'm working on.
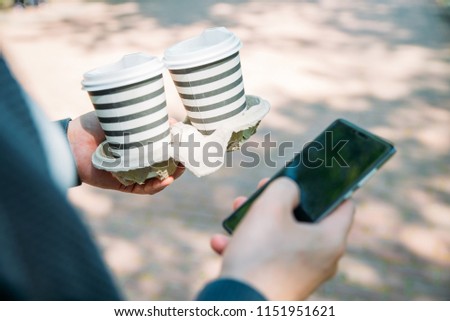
[222,119,396,234]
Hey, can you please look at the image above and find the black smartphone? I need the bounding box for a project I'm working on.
[222,119,396,234]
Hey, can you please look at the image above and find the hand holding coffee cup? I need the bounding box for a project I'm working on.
[82,53,173,180]
[81,28,269,183]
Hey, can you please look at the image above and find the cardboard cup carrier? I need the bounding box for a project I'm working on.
[82,28,270,184]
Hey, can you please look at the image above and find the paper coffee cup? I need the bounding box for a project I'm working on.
[164,27,246,135]
[82,53,171,167]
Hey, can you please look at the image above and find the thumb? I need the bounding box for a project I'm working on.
[210,234,230,255]
[318,200,355,243]
[252,177,300,219]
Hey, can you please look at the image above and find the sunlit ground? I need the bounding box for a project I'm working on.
[1,0,449,300]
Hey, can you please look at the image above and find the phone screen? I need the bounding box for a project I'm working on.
[223,119,395,233]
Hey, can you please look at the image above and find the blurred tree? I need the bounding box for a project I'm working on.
[0,0,13,9]
[0,0,45,8]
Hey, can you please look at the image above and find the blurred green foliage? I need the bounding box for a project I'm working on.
[0,0,13,9]
[437,0,450,7]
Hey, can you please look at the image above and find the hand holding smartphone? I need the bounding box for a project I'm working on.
[223,119,396,234]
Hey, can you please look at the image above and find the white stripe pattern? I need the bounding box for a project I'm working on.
[89,80,164,105]
[105,123,171,145]
[88,76,171,149]
[169,53,246,134]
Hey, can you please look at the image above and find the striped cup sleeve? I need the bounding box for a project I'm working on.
[170,52,247,135]
[88,74,171,150]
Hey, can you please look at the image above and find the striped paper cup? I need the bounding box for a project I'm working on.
[82,53,171,166]
[164,27,246,135]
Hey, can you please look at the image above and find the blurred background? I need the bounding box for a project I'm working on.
[1,0,449,300]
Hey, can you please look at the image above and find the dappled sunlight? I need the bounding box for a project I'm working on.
[399,225,450,266]
[422,203,450,229]
[100,235,144,275]
[362,45,449,100]
[137,223,222,300]
[353,199,402,240]
[259,107,308,135]
[340,256,383,288]
[416,125,450,153]
[68,184,113,218]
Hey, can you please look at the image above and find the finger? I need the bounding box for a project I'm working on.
[140,164,184,194]
[318,200,356,244]
[147,185,166,195]
[141,178,168,194]
[122,182,163,195]
[233,196,248,210]
[231,178,268,211]
[131,168,182,195]
[256,177,300,214]
[79,111,106,144]
[241,177,299,229]
[169,117,179,126]
[210,234,230,255]
[257,177,270,189]
[171,163,185,180]
[160,176,175,187]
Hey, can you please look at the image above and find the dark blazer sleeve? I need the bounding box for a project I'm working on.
[0,55,122,300]
[55,118,82,187]
[196,279,266,301]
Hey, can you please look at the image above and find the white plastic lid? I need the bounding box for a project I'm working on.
[82,53,165,91]
[163,27,242,70]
